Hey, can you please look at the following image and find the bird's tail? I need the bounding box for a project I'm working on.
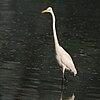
[73,68,77,76]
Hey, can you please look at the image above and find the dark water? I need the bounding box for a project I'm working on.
[0,0,100,100]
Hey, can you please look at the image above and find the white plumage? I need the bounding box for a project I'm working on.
[42,7,77,79]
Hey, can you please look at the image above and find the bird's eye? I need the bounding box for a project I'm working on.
[48,8,51,11]
[48,9,50,11]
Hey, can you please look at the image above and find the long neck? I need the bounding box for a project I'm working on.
[51,11,59,47]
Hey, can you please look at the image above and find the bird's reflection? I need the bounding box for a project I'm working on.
[67,94,75,100]
[59,93,75,100]
[59,94,62,100]
[59,80,75,100]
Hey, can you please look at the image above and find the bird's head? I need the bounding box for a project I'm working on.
[41,7,53,14]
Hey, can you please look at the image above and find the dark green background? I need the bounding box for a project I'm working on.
[0,0,100,100]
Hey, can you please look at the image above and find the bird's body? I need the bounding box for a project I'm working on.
[42,7,77,79]
[56,45,77,76]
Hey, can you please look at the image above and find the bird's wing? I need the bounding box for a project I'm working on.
[59,47,75,71]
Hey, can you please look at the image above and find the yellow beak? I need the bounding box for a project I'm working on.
[41,9,48,13]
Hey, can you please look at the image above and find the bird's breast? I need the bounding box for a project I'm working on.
[56,55,62,66]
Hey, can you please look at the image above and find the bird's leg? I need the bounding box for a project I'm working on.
[63,67,68,82]
[61,67,65,90]
[61,73,64,91]
[62,67,66,80]
[64,74,67,80]
[64,74,68,83]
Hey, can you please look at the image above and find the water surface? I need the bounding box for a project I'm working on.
[0,0,100,100]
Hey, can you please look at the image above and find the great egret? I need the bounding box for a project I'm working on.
[42,7,77,80]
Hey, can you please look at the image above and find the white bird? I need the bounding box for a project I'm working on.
[42,7,77,80]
